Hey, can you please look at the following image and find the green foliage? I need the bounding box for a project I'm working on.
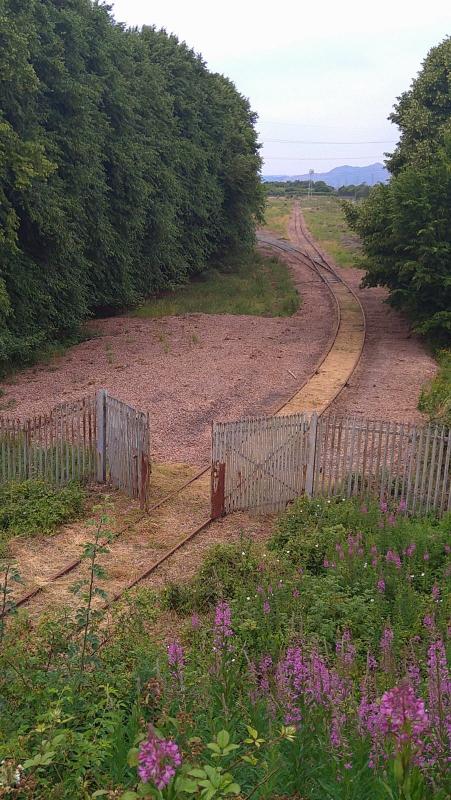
[162,541,261,613]
[0,499,450,798]
[419,349,451,427]
[264,180,334,197]
[0,479,85,552]
[299,196,362,268]
[0,0,263,374]
[134,253,299,319]
[345,37,451,343]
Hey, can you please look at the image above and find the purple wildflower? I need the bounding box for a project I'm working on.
[380,626,394,673]
[423,551,430,562]
[336,628,356,667]
[263,600,271,615]
[380,500,388,514]
[378,683,429,755]
[427,639,450,752]
[405,543,416,558]
[167,640,184,683]
[377,577,385,593]
[386,549,401,570]
[191,613,201,630]
[292,588,300,599]
[432,583,440,602]
[138,729,182,789]
[214,600,233,650]
[423,614,435,632]
[398,498,407,512]
[387,514,396,526]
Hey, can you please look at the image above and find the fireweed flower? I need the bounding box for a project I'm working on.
[423,614,435,632]
[398,498,407,512]
[405,543,416,558]
[388,514,396,526]
[214,600,233,650]
[427,639,450,759]
[167,640,184,683]
[377,577,385,593]
[386,549,401,569]
[249,654,274,705]
[432,583,440,601]
[336,628,356,667]
[263,600,271,615]
[377,683,429,758]
[423,551,430,561]
[138,728,182,789]
[380,500,388,514]
[380,626,394,673]
[191,613,201,630]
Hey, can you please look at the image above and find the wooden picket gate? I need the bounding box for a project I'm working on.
[97,391,150,508]
[0,390,150,507]
[211,413,451,517]
[211,413,313,515]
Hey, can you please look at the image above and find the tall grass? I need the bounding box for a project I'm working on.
[419,349,451,427]
[134,252,299,319]
[263,196,292,237]
[299,196,362,268]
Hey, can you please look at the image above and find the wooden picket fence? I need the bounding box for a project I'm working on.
[0,391,150,507]
[0,396,97,485]
[211,412,451,517]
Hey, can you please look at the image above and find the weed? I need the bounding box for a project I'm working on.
[0,480,85,551]
[105,343,114,364]
[419,349,451,427]
[134,252,299,320]
[299,196,362,268]
[70,504,113,672]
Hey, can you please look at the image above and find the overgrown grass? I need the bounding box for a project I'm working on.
[299,196,362,268]
[0,479,85,554]
[263,196,292,237]
[134,252,299,319]
[1,497,449,798]
[419,349,451,427]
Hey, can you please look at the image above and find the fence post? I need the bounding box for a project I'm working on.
[211,461,226,519]
[305,412,318,497]
[96,389,107,483]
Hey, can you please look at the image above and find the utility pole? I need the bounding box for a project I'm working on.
[308,169,314,198]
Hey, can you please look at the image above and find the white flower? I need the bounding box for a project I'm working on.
[370,598,375,603]
[410,574,415,578]
[421,572,425,577]
[242,551,246,556]
[246,596,251,601]
[363,562,368,568]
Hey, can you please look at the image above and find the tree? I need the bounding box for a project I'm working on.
[345,36,451,344]
[0,0,263,373]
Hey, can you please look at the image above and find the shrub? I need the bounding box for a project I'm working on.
[0,479,85,550]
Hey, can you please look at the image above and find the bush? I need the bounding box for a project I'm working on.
[0,480,85,550]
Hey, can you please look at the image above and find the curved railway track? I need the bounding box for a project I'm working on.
[3,205,366,620]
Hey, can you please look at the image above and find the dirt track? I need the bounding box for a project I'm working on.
[1,204,436,467]
[1,250,335,465]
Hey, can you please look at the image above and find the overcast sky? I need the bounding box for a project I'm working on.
[111,0,451,175]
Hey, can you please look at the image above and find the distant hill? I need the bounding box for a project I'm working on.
[262,163,389,188]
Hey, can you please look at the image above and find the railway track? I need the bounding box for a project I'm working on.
[3,205,366,621]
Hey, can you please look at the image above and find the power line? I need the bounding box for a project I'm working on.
[262,138,396,145]
[263,156,385,161]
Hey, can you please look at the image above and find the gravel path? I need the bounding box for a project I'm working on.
[1,246,335,465]
[328,268,437,421]
[290,206,437,422]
